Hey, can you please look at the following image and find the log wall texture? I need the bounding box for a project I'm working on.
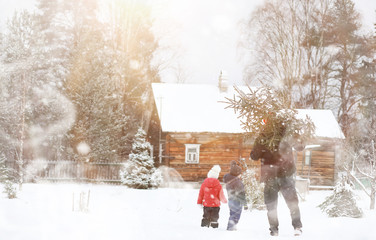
[164,133,337,186]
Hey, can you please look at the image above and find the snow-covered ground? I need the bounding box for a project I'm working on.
[1,183,375,240]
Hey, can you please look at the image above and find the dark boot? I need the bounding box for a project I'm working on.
[201,219,210,227]
[269,227,279,236]
[210,222,219,228]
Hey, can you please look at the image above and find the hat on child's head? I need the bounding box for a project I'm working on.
[230,160,242,176]
[207,165,221,179]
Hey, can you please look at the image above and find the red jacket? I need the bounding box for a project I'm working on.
[197,178,227,207]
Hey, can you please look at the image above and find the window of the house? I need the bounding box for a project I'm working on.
[304,150,312,165]
[185,144,200,164]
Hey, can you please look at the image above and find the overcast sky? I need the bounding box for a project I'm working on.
[151,0,264,85]
[1,0,375,86]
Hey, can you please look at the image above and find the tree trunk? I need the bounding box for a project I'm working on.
[18,74,27,190]
[371,182,376,210]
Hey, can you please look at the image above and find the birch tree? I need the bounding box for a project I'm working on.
[0,10,75,186]
[240,0,318,107]
[342,139,376,209]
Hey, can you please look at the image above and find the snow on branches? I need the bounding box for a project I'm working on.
[120,128,162,189]
[319,176,363,218]
[225,87,315,151]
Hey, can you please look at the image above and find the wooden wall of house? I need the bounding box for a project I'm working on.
[164,132,252,182]
[162,132,338,186]
[295,143,336,186]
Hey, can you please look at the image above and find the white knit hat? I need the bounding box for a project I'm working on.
[207,165,221,179]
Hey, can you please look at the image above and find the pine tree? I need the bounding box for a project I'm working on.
[326,0,373,136]
[120,128,162,189]
[241,168,265,210]
[63,0,160,161]
[0,153,17,199]
[318,175,363,218]
[3,180,17,199]
[0,153,9,183]
[225,87,315,151]
[0,9,76,181]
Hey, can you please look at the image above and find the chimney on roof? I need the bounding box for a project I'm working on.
[218,70,229,93]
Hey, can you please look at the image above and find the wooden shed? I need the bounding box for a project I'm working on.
[150,81,345,186]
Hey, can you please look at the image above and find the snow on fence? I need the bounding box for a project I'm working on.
[5,160,124,184]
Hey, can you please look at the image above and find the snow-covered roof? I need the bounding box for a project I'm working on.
[296,109,345,139]
[151,83,345,139]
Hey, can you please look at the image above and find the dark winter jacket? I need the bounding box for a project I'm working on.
[250,134,303,182]
[223,173,246,205]
[197,178,227,207]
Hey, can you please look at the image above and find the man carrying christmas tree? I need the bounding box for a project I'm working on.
[225,87,314,237]
[250,115,305,237]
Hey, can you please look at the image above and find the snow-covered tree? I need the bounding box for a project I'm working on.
[65,41,130,162]
[342,40,376,210]
[99,0,160,148]
[241,168,265,210]
[240,0,337,109]
[3,180,17,199]
[0,153,10,183]
[63,0,160,162]
[319,175,363,218]
[1,0,160,170]
[0,153,17,199]
[326,0,374,136]
[341,136,376,210]
[120,128,162,189]
[0,9,76,187]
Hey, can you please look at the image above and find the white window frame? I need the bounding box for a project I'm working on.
[304,150,312,166]
[185,144,200,164]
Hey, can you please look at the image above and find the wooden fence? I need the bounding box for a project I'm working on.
[6,160,125,184]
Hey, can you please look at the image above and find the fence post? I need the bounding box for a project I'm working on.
[77,161,81,182]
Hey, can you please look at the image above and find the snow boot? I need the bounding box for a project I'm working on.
[227,225,237,231]
[269,227,279,236]
[270,231,279,236]
[201,219,210,227]
[294,228,302,236]
[210,222,219,228]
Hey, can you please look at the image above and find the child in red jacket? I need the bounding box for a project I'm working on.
[197,165,227,228]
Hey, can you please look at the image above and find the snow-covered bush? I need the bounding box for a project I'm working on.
[3,180,17,199]
[0,154,9,183]
[0,153,17,199]
[120,128,162,189]
[318,176,363,218]
[242,168,265,210]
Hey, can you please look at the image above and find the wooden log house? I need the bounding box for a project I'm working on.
[150,74,345,186]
